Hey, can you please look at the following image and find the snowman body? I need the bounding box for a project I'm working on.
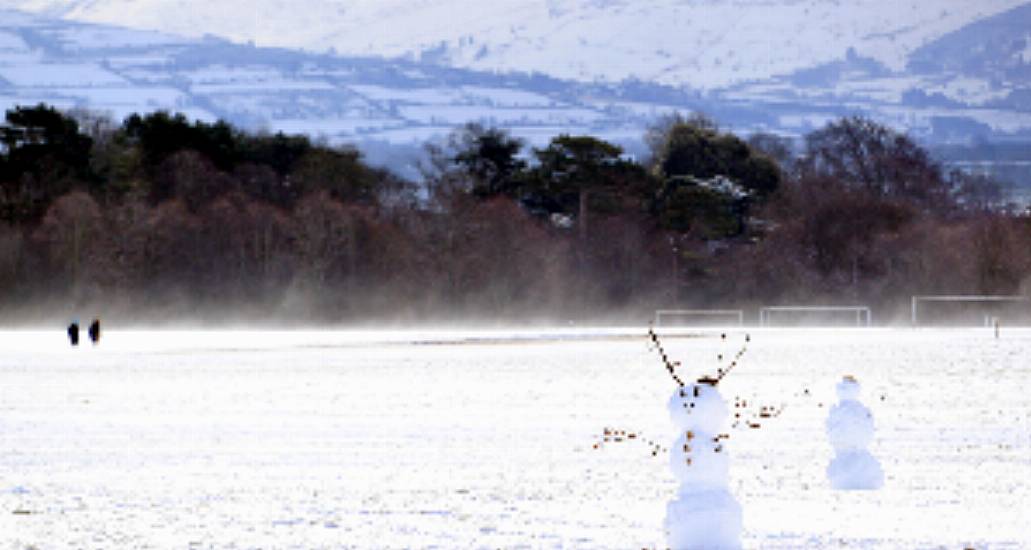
[664,383,742,549]
[826,377,884,490]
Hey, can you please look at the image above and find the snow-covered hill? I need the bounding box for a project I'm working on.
[0,8,711,178]
[2,4,1031,190]
[4,0,1027,90]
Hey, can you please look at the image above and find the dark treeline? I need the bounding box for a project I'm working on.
[1,104,1028,324]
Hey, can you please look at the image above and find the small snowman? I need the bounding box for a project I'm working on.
[825,375,884,490]
[665,379,742,549]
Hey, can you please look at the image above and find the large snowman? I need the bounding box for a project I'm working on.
[825,375,884,490]
[664,380,742,549]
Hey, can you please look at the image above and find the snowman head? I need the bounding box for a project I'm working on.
[668,382,729,433]
[836,375,861,401]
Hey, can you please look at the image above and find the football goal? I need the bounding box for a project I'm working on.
[910,295,1031,326]
[758,306,872,327]
[654,309,745,327]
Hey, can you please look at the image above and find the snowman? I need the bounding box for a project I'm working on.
[664,379,742,549]
[825,375,884,490]
[646,328,745,549]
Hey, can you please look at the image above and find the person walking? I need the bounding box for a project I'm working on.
[88,318,101,344]
[67,321,80,346]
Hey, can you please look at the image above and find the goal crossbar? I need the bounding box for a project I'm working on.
[759,306,871,327]
[654,309,744,326]
[911,295,1031,325]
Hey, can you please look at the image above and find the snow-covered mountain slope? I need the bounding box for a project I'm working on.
[0,7,710,181]
[4,0,1027,90]
[909,2,1031,83]
[3,4,1031,191]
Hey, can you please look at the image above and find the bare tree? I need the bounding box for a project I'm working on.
[32,191,103,297]
[801,116,950,211]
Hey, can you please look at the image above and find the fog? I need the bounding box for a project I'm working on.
[6,295,1029,334]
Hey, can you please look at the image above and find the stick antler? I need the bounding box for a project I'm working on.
[714,334,750,385]
[648,325,685,387]
[649,328,751,387]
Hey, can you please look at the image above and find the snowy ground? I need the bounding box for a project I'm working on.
[1,328,1029,548]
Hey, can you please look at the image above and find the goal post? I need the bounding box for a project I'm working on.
[758,306,872,327]
[911,295,1031,326]
[654,309,745,327]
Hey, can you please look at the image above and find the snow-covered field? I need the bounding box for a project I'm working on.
[1,328,1029,548]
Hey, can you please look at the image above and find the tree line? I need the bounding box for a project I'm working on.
[0,104,1027,324]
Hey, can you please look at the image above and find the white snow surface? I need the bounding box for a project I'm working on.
[0,31,29,51]
[4,0,1027,89]
[1,327,1030,547]
[0,62,126,86]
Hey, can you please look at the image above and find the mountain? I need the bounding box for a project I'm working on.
[5,0,1026,90]
[0,8,718,177]
[2,3,1031,190]
[908,1,1031,115]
